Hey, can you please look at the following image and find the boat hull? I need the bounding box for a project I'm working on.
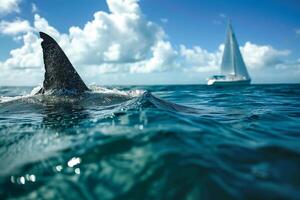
[207,79,251,86]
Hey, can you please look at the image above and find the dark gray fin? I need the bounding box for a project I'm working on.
[37,32,89,94]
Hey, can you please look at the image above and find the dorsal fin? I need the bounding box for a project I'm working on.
[38,32,89,94]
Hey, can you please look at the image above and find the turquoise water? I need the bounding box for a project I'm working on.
[0,84,300,199]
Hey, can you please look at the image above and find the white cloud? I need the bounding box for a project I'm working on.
[179,45,222,72]
[160,18,168,23]
[131,41,178,73]
[178,42,291,72]
[31,3,38,13]
[104,43,121,61]
[1,32,42,70]
[241,42,290,69]
[0,0,299,85]
[213,13,227,25]
[0,0,21,15]
[33,14,60,38]
[0,19,32,35]
[0,0,168,84]
[219,13,226,18]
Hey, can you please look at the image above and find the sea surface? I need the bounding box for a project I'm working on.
[0,84,300,200]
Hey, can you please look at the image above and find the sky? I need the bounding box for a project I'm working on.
[0,0,300,86]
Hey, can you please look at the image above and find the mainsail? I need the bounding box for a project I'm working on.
[221,21,250,79]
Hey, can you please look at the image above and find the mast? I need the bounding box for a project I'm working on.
[228,20,237,76]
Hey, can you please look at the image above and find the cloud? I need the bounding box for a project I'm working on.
[179,45,222,72]
[219,13,227,18]
[213,13,227,25]
[240,42,290,69]
[160,18,168,23]
[0,0,169,84]
[0,0,299,85]
[0,0,21,15]
[31,3,38,13]
[0,19,32,35]
[130,41,178,73]
[177,42,295,81]
[179,42,291,72]
[1,32,42,70]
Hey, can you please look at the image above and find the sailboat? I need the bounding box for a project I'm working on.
[207,21,251,86]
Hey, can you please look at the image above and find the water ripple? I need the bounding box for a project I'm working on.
[0,84,300,199]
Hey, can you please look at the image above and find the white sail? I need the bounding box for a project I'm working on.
[221,22,250,80]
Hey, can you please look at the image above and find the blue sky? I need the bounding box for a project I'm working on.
[0,0,300,85]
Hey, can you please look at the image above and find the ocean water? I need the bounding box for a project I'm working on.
[0,84,300,199]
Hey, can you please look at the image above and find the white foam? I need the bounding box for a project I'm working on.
[0,94,31,103]
[0,85,145,103]
[30,85,43,95]
[88,85,145,98]
[0,85,41,103]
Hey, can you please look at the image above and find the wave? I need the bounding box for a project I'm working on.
[0,85,200,116]
[0,85,143,105]
[1,85,300,199]
[0,85,202,179]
